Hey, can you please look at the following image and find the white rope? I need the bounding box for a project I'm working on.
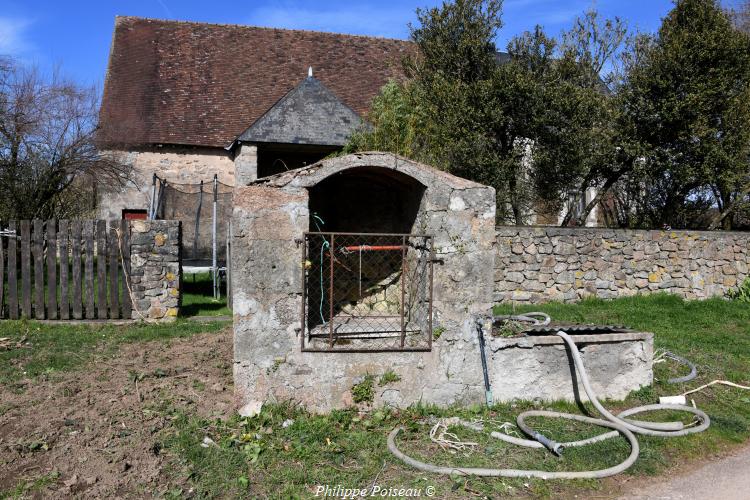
[681,380,750,397]
[429,418,478,452]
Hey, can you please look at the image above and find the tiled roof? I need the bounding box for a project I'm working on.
[99,17,412,148]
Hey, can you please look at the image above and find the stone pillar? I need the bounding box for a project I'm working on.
[128,220,181,321]
[234,143,258,186]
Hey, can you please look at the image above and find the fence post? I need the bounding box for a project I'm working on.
[20,221,31,319]
[7,221,18,320]
[84,221,96,319]
[120,219,132,319]
[46,220,58,320]
[0,223,4,319]
[71,221,83,319]
[33,220,45,319]
[96,220,107,319]
[108,222,120,319]
[59,221,69,320]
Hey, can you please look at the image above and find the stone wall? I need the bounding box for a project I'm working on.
[128,220,181,320]
[99,146,234,220]
[495,226,750,303]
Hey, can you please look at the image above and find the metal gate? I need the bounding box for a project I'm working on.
[301,232,434,352]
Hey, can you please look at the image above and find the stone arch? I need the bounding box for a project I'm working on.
[308,165,427,234]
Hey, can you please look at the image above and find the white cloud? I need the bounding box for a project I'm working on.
[245,3,415,39]
[0,16,33,56]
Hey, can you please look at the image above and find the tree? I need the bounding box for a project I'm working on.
[615,0,750,229]
[535,10,628,226]
[0,58,130,221]
[348,1,628,225]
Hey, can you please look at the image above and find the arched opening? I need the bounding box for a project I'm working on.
[308,166,426,234]
[303,166,432,350]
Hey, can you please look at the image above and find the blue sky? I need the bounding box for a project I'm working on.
[0,0,744,88]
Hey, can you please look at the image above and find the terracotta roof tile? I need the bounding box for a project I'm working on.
[99,16,412,148]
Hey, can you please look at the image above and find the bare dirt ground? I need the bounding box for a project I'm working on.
[0,327,234,498]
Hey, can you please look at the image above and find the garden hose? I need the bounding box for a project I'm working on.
[387,329,711,479]
[661,351,698,384]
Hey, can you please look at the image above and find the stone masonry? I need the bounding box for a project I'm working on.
[99,146,234,220]
[495,226,750,304]
[231,152,497,412]
[128,220,181,320]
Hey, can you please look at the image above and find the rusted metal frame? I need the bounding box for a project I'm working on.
[328,233,335,349]
[428,236,434,350]
[300,234,307,351]
[400,235,406,348]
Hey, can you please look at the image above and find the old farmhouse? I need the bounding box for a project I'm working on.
[98,17,410,219]
[98,16,598,229]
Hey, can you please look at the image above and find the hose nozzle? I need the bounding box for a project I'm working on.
[533,432,564,457]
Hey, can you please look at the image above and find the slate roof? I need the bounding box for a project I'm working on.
[99,17,412,148]
[233,75,364,148]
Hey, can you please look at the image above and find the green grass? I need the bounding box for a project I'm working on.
[2,293,749,498]
[0,319,228,389]
[157,294,750,498]
[180,272,230,317]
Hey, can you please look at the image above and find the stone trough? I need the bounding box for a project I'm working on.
[488,326,653,402]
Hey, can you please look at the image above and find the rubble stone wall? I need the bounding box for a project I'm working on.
[99,147,234,220]
[495,226,750,304]
[128,220,181,320]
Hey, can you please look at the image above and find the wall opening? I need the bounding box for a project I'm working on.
[308,166,426,234]
[257,144,339,178]
[303,166,431,351]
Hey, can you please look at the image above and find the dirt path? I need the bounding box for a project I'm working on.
[620,444,750,500]
[0,327,234,498]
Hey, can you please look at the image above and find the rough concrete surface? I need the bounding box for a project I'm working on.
[621,444,750,500]
[488,332,653,402]
[231,152,497,412]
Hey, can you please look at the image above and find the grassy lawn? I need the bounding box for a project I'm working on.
[180,272,230,317]
[2,294,749,498]
[158,294,750,498]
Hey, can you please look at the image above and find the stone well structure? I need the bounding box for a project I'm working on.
[231,153,497,411]
[230,152,654,411]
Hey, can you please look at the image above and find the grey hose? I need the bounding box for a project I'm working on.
[387,330,710,479]
[662,351,698,384]
[493,312,551,326]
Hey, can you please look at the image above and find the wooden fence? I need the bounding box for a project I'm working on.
[0,220,131,320]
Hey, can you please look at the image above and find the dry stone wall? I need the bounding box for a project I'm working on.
[128,220,181,320]
[495,226,750,304]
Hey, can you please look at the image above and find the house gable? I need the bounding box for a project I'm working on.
[233,74,365,148]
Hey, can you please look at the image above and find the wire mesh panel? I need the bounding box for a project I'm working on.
[156,178,233,262]
[302,232,433,352]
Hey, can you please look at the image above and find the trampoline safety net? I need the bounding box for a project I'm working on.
[153,175,233,264]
